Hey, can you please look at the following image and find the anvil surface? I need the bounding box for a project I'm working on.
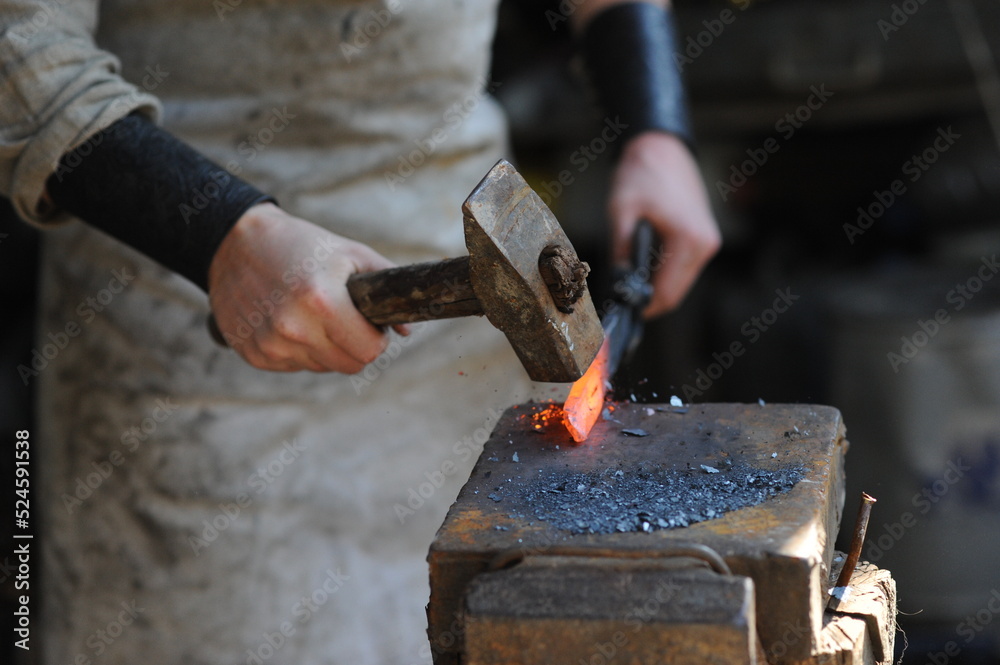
[427,402,847,664]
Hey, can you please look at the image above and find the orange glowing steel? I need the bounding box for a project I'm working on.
[562,336,611,442]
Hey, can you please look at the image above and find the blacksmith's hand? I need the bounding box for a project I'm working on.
[208,202,405,373]
[608,132,721,318]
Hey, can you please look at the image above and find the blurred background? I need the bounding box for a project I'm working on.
[490,0,1000,662]
[3,0,1000,662]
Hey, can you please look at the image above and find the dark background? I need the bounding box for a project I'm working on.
[490,0,1000,662]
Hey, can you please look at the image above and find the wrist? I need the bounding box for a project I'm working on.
[207,202,283,293]
[579,2,693,150]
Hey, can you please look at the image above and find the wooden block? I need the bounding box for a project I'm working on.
[428,403,848,664]
[803,614,874,665]
[811,559,897,665]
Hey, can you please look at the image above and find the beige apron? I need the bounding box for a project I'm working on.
[35,2,531,663]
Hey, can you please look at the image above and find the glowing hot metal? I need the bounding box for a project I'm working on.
[561,221,655,442]
[562,336,611,442]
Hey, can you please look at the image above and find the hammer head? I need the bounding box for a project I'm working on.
[462,160,603,383]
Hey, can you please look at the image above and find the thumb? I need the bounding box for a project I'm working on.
[609,197,642,266]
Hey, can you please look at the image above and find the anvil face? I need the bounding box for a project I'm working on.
[427,402,847,664]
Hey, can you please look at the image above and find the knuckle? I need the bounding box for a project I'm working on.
[703,228,723,254]
[301,287,337,317]
[272,317,309,345]
[688,226,722,260]
[256,337,294,365]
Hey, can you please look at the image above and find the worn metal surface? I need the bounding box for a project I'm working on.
[463,556,759,665]
[497,457,805,534]
[463,160,603,382]
[427,402,847,664]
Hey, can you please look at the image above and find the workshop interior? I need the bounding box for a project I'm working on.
[3,0,1000,663]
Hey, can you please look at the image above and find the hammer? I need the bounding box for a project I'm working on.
[211,160,604,382]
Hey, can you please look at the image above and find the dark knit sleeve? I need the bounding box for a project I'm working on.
[46,114,275,291]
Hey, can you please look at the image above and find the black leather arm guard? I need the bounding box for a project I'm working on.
[580,2,694,149]
[46,114,274,291]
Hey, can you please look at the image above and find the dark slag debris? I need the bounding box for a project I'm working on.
[504,463,804,535]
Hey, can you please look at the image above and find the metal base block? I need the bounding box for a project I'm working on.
[465,556,758,665]
[428,403,849,664]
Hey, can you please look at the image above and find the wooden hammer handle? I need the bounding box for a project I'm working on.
[208,256,482,346]
[346,255,482,326]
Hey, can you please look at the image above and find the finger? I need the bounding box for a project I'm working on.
[609,199,642,265]
[304,348,351,373]
[347,242,399,276]
[301,287,388,368]
[237,343,303,373]
[309,327,375,374]
[267,306,379,373]
[644,229,715,317]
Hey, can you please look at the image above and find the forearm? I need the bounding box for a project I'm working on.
[572,0,720,315]
[573,0,691,149]
[45,114,273,291]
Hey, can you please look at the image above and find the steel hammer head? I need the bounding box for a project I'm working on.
[462,160,603,382]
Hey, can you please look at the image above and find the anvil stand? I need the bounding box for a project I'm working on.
[427,403,897,665]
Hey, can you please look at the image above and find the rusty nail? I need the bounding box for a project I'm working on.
[830,492,876,606]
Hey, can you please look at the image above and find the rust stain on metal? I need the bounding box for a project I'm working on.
[445,509,518,546]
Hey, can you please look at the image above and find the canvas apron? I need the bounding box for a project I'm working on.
[35,2,531,663]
